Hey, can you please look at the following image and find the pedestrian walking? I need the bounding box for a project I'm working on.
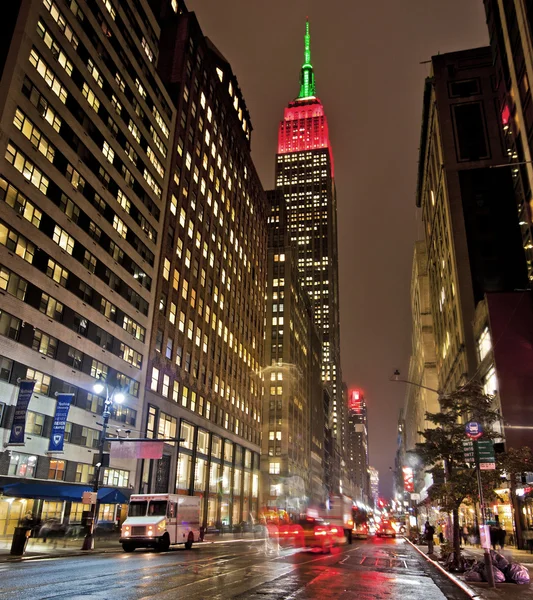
[499,527,506,550]
[490,525,500,550]
[424,521,435,555]
[438,531,444,545]
[462,525,468,546]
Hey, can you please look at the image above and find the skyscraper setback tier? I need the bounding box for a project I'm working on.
[275,20,342,439]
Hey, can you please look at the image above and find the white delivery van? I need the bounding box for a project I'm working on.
[120,493,201,552]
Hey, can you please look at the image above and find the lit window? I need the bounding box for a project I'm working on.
[477,327,492,362]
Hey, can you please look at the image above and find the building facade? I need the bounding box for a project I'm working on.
[416,47,527,394]
[140,2,268,530]
[274,21,343,449]
[0,0,175,534]
[483,0,533,281]
[346,389,369,505]
[403,241,439,454]
[261,189,324,517]
[0,0,268,537]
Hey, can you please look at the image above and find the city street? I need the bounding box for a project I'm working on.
[0,537,469,600]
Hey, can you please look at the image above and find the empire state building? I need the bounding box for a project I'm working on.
[275,20,342,439]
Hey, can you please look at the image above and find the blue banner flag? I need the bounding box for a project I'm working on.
[8,380,36,446]
[48,393,73,453]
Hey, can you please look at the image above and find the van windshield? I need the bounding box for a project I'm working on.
[148,501,167,516]
[128,501,148,517]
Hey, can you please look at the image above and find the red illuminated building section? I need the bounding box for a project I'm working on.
[348,389,363,413]
[277,101,334,176]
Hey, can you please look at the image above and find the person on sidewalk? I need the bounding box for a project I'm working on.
[462,525,468,546]
[499,527,506,550]
[424,521,435,555]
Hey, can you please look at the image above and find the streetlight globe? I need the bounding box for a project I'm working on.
[114,392,125,404]
[93,382,105,394]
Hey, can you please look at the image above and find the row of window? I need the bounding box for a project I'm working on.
[0,358,137,425]
[7,450,128,486]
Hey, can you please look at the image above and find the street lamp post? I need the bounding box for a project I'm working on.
[81,377,125,551]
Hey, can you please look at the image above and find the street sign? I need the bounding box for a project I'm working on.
[463,439,475,465]
[465,421,484,440]
[477,440,496,470]
[82,491,97,504]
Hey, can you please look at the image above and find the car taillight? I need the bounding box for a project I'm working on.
[314,526,327,536]
[330,527,339,535]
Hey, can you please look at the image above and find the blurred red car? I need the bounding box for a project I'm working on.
[352,522,369,539]
[280,517,335,552]
[376,520,396,538]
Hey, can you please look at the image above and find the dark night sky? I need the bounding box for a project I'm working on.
[187,0,489,496]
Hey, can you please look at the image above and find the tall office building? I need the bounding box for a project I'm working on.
[416,47,527,393]
[0,0,175,534]
[140,2,268,530]
[261,190,324,516]
[0,0,268,537]
[403,241,438,452]
[346,389,369,504]
[274,21,342,442]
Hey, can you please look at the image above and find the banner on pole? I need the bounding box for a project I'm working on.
[47,393,74,453]
[7,380,36,446]
[110,440,164,460]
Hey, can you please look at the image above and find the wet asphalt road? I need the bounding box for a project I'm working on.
[0,537,470,600]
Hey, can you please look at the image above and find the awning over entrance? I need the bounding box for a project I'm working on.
[0,481,131,504]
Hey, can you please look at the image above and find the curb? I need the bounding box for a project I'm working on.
[403,537,484,599]
[0,536,264,562]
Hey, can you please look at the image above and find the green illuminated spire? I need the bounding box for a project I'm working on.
[298,18,316,99]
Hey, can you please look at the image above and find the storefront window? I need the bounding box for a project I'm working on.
[180,421,194,450]
[252,473,259,498]
[70,503,85,523]
[194,457,207,491]
[243,471,250,495]
[207,496,217,527]
[244,450,252,469]
[235,445,243,467]
[197,429,209,455]
[211,435,221,459]
[209,461,220,493]
[224,440,233,463]
[42,501,63,521]
[176,453,192,491]
[222,464,232,494]
[233,468,241,494]
[233,498,241,524]
[98,503,115,522]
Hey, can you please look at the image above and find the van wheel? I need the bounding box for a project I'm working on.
[122,543,135,553]
[184,532,194,550]
[156,534,170,552]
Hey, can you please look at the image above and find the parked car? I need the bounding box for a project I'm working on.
[376,520,396,538]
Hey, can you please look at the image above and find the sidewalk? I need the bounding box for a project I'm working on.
[413,541,533,600]
[0,531,262,562]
